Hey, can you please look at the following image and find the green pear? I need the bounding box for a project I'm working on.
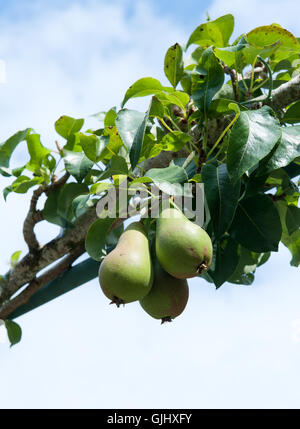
[99,222,153,305]
[140,260,189,323]
[156,207,213,279]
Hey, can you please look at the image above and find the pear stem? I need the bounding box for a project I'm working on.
[161,316,172,324]
[197,262,208,274]
[109,296,125,308]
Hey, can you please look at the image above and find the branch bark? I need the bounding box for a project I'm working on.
[270,74,300,111]
[223,64,239,101]
[0,244,85,320]
[0,206,98,308]
[0,204,127,312]
[23,188,44,251]
[23,172,70,252]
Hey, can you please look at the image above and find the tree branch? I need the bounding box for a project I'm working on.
[223,64,239,101]
[0,201,129,310]
[0,244,85,320]
[23,187,44,251]
[244,66,267,80]
[46,172,70,195]
[270,74,300,111]
[0,205,98,307]
[23,172,70,252]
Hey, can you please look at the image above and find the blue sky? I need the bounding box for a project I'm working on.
[0,0,299,409]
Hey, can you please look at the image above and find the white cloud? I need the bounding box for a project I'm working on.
[0,0,186,148]
[0,0,186,272]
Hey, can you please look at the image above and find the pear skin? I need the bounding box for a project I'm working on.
[156,207,213,279]
[140,260,189,322]
[99,222,153,305]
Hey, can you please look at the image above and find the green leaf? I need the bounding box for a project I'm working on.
[44,188,71,227]
[130,100,152,170]
[284,229,300,267]
[208,236,239,288]
[164,43,184,88]
[276,200,300,266]
[147,164,187,184]
[98,155,128,180]
[156,90,189,112]
[160,131,191,152]
[10,251,22,268]
[106,223,124,247]
[3,186,12,201]
[202,163,241,238]
[180,71,192,95]
[11,176,44,194]
[213,83,235,101]
[0,129,31,168]
[78,133,108,163]
[63,150,94,182]
[286,205,300,235]
[104,108,117,127]
[121,77,164,107]
[0,166,12,177]
[83,168,104,186]
[173,157,197,180]
[283,101,300,124]
[190,46,205,63]
[44,154,56,172]
[187,14,234,48]
[85,218,115,261]
[246,25,300,61]
[146,164,188,196]
[209,98,240,117]
[72,195,94,218]
[4,320,22,347]
[214,37,249,67]
[101,127,124,160]
[12,166,26,177]
[139,134,163,162]
[192,47,224,112]
[230,194,282,252]
[149,96,165,119]
[115,109,145,153]
[57,183,89,222]
[264,168,296,192]
[129,177,153,186]
[227,106,281,182]
[90,182,114,195]
[244,171,268,198]
[228,247,270,285]
[26,133,50,173]
[55,116,84,139]
[262,126,300,174]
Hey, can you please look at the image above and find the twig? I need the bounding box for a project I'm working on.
[45,172,70,195]
[23,187,45,252]
[270,74,300,112]
[23,172,70,252]
[223,64,239,101]
[55,140,63,153]
[244,66,267,80]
